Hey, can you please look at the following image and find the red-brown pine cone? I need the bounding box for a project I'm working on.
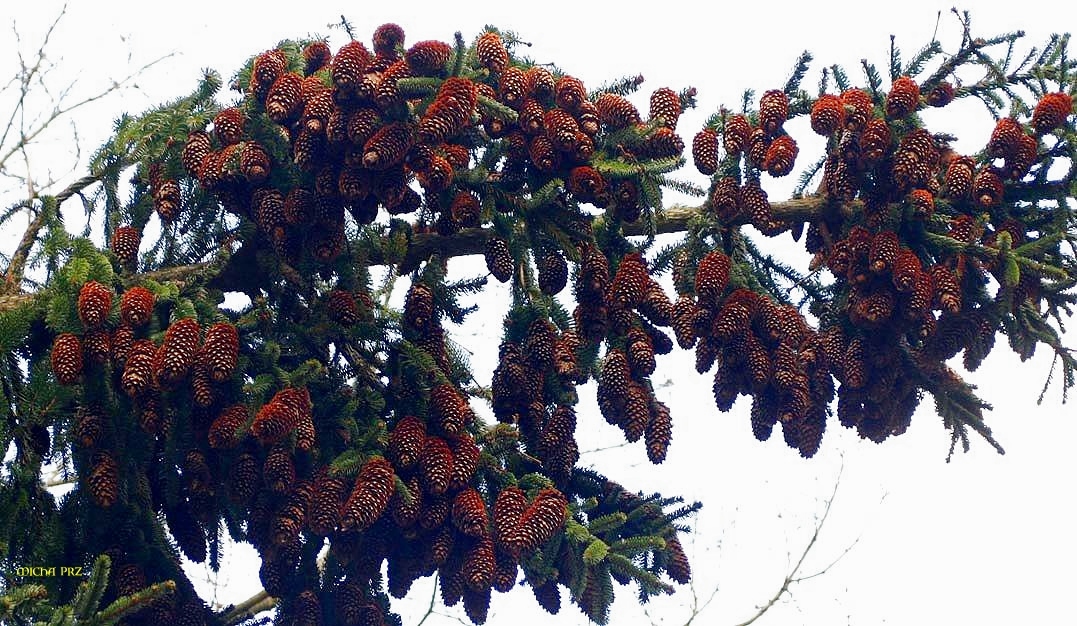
[364,122,414,170]
[671,296,699,349]
[153,318,200,388]
[121,338,155,396]
[868,230,899,274]
[925,81,955,107]
[430,383,471,435]
[51,334,83,385]
[609,252,649,308]
[513,488,567,552]
[402,282,436,332]
[524,66,556,101]
[213,108,245,146]
[649,87,682,129]
[191,361,214,408]
[302,40,332,75]
[988,117,1023,158]
[554,75,587,112]
[250,390,304,446]
[908,188,935,219]
[263,446,295,495]
[810,94,846,135]
[405,39,452,76]
[498,66,527,109]
[266,72,304,124]
[665,535,692,584]
[538,249,569,296]
[227,452,258,503]
[484,237,515,283]
[692,128,720,175]
[182,131,211,178]
[943,156,975,200]
[493,487,527,549]
[74,406,104,448]
[641,126,685,160]
[201,322,238,382]
[372,22,406,58]
[250,49,287,99]
[119,287,154,328]
[308,472,348,536]
[110,226,141,267]
[740,181,773,230]
[594,93,641,130]
[930,265,962,313]
[328,289,360,326]
[452,489,489,538]
[762,134,798,177]
[886,76,920,119]
[708,176,740,223]
[239,141,271,183]
[88,451,119,507]
[476,31,509,73]
[973,168,1005,208]
[645,400,672,464]
[340,457,395,532]
[758,89,789,134]
[449,434,481,491]
[567,165,607,205]
[1031,92,1073,135]
[723,114,751,155]
[695,251,732,307]
[331,40,372,91]
[420,436,453,496]
[892,248,923,292]
[840,88,874,130]
[419,78,478,145]
[208,405,248,449]
[1006,133,1037,180]
[78,281,113,330]
[859,118,892,163]
[272,481,313,546]
[451,191,482,229]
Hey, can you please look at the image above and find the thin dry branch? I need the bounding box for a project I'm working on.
[733,462,861,626]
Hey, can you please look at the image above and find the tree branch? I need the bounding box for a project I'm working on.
[221,589,275,625]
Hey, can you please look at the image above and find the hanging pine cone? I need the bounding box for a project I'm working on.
[943,156,975,200]
[449,434,481,491]
[213,108,245,146]
[840,88,874,130]
[51,334,83,385]
[692,128,720,175]
[758,89,789,134]
[859,118,892,163]
[208,405,248,449]
[810,94,846,135]
[973,168,1005,208]
[476,31,509,73]
[82,329,110,365]
[263,446,296,494]
[762,134,798,177]
[594,93,641,129]
[78,281,113,330]
[886,76,920,119]
[420,436,453,496]
[120,286,155,327]
[452,489,489,538]
[537,249,568,296]
[512,488,567,552]
[110,325,134,367]
[554,75,587,112]
[925,81,955,107]
[649,87,682,129]
[1031,92,1073,135]
[87,451,119,507]
[200,322,238,382]
[694,251,732,306]
[484,237,515,283]
[154,317,200,388]
[405,40,452,76]
[430,383,471,435]
[340,457,395,532]
[228,453,259,503]
[121,339,156,397]
[110,226,141,267]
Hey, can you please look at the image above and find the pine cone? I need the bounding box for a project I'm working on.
[452,488,489,538]
[885,76,920,119]
[484,237,515,283]
[201,322,239,381]
[110,226,141,267]
[153,317,200,388]
[208,405,249,449]
[340,457,395,532]
[51,334,83,385]
[78,281,113,330]
[87,451,119,507]
[810,94,845,135]
[120,287,155,327]
[1031,92,1072,135]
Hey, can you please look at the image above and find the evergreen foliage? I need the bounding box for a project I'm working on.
[0,12,1075,626]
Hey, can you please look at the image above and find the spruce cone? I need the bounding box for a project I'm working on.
[340,457,395,532]
[78,281,113,330]
[201,322,239,382]
[110,227,141,266]
[87,451,119,507]
[484,237,514,283]
[120,287,155,327]
[208,405,249,449]
[51,334,83,385]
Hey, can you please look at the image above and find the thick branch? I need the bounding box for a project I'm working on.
[221,589,274,625]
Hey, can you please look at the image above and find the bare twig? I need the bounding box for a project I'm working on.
[733,461,862,626]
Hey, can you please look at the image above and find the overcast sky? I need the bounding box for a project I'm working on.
[4,1,1077,624]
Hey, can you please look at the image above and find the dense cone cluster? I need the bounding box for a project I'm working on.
[19,18,1076,626]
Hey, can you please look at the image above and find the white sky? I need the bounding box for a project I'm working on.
[4,1,1077,624]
